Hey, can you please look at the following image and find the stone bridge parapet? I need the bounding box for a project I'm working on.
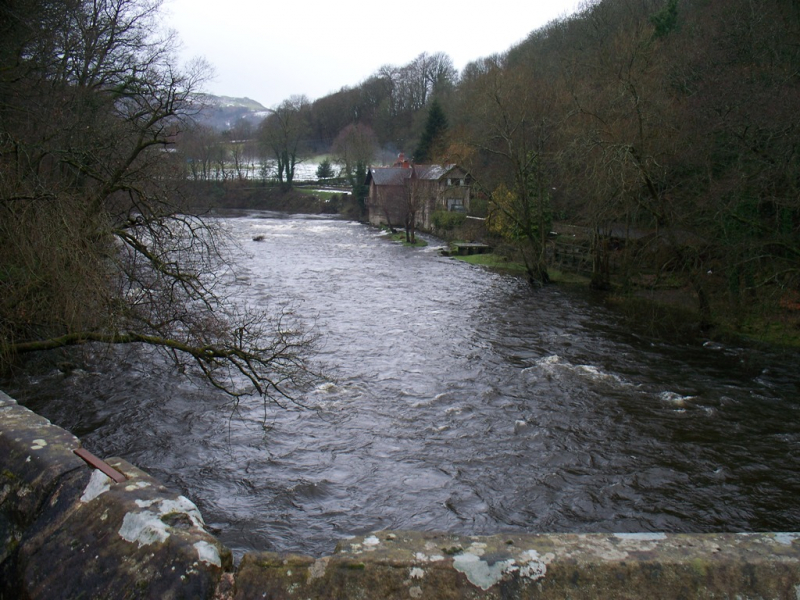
[2,390,800,599]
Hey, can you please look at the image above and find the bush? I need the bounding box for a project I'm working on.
[469,196,488,218]
[431,210,467,231]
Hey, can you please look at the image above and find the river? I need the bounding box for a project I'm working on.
[4,212,800,559]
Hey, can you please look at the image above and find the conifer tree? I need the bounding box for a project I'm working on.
[414,99,449,163]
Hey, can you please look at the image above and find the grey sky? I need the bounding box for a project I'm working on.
[166,0,582,108]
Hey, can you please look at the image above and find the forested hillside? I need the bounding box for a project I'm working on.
[194,94,268,131]
[223,0,798,339]
[2,0,798,353]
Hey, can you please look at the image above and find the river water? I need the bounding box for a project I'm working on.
[5,212,800,559]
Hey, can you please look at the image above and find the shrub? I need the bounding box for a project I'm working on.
[431,210,467,231]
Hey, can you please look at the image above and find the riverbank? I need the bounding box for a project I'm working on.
[447,246,800,349]
[181,180,358,217]
[181,182,800,349]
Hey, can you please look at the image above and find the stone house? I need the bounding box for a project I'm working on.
[364,155,471,229]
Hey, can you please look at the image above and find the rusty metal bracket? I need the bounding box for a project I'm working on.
[73,447,127,483]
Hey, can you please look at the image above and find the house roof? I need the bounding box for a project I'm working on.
[367,164,465,186]
[412,164,457,180]
[367,167,412,186]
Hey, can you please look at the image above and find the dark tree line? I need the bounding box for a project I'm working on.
[25,0,794,342]
[537,0,800,329]
[174,51,460,193]
[221,51,460,176]
[281,0,799,330]
[179,0,798,333]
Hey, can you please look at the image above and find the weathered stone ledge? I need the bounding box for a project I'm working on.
[3,390,800,599]
[0,391,231,599]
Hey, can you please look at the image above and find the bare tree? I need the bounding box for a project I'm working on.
[388,52,458,113]
[257,95,310,189]
[332,123,378,211]
[404,170,428,244]
[562,0,716,312]
[464,59,558,286]
[0,0,318,401]
[179,124,218,181]
[422,52,458,99]
[228,119,256,181]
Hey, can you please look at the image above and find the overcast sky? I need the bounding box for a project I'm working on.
[166,0,582,109]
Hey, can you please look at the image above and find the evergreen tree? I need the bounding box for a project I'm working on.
[651,0,679,38]
[316,158,335,179]
[414,99,449,163]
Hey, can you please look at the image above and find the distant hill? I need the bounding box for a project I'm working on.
[194,94,269,131]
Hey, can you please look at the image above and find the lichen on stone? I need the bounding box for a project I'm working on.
[119,510,171,547]
[80,470,112,504]
[124,481,151,492]
[518,549,552,582]
[194,540,222,567]
[775,533,800,546]
[308,556,330,580]
[452,552,517,591]
[363,535,380,548]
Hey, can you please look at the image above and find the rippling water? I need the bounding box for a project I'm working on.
[5,212,800,559]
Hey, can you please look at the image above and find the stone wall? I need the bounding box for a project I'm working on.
[0,391,231,599]
[3,390,800,599]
